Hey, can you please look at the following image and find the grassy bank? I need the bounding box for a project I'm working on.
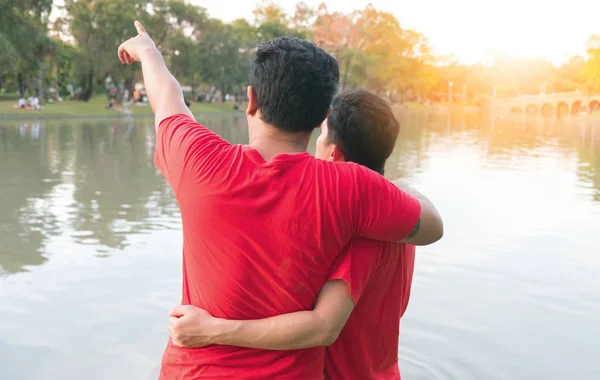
[395,102,480,112]
[0,96,238,120]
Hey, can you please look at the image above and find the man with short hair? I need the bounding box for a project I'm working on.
[169,89,425,379]
[118,23,442,379]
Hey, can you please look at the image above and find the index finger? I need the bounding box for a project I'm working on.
[134,21,148,36]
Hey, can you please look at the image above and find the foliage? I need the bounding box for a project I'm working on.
[0,0,54,96]
[584,35,600,94]
[1,0,600,105]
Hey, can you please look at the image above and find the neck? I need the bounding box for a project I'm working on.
[248,123,312,162]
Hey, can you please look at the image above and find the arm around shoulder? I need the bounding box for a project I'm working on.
[393,179,444,246]
[351,165,443,245]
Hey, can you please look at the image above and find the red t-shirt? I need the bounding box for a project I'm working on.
[154,114,420,379]
[325,238,417,380]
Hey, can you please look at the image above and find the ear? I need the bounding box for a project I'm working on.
[329,144,345,163]
[317,106,333,128]
[246,86,258,116]
[325,105,333,119]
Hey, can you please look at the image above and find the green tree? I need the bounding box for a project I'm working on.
[168,30,202,98]
[313,4,435,99]
[199,18,255,102]
[0,0,54,98]
[584,35,600,94]
[62,0,145,100]
[254,0,306,42]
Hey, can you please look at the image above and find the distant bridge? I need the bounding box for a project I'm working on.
[491,91,600,116]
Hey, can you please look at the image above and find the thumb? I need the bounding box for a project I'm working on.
[169,305,189,318]
[134,20,148,36]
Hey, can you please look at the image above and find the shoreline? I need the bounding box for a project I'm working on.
[3,106,598,122]
[395,103,600,120]
[0,110,240,122]
[0,97,241,122]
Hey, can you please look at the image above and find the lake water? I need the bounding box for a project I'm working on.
[1,113,599,380]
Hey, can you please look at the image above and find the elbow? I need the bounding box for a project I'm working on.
[421,216,444,246]
[405,208,444,246]
[320,329,340,347]
[431,216,444,244]
[319,322,343,346]
[434,224,444,244]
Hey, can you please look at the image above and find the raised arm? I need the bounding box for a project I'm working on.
[118,22,231,195]
[169,280,354,350]
[118,21,194,129]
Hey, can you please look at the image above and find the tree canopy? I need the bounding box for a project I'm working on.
[0,0,599,105]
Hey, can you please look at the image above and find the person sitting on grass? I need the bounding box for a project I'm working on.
[28,95,40,110]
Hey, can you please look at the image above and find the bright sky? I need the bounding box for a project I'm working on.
[192,0,600,65]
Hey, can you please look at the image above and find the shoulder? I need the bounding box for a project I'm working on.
[314,159,370,184]
[316,159,363,172]
[157,113,200,132]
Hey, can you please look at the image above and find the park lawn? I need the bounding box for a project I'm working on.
[0,96,237,118]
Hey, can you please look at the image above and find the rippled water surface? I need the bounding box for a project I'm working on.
[1,113,599,380]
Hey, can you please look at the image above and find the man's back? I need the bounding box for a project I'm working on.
[156,115,420,379]
[325,239,416,380]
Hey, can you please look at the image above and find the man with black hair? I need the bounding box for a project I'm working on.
[118,23,442,379]
[169,89,426,380]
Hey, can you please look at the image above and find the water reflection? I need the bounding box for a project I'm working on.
[69,120,175,251]
[389,111,600,203]
[0,119,180,274]
[1,113,598,275]
[0,123,56,273]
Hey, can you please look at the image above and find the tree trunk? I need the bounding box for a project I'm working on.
[340,52,354,92]
[38,62,45,105]
[17,73,25,97]
[81,70,94,101]
[125,75,134,101]
[219,68,225,105]
[25,74,33,97]
[53,60,59,100]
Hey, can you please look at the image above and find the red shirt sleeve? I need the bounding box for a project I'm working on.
[327,238,383,304]
[154,114,231,196]
[348,164,421,242]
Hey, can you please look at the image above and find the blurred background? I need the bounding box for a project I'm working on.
[1,1,599,380]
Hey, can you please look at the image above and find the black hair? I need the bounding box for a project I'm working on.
[327,89,400,174]
[249,36,340,133]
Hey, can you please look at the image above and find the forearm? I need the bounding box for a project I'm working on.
[169,282,353,350]
[139,47,192,125]
[212,311,335,350]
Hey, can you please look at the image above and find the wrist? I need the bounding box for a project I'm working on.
[139,46,161,63]
[210,318,241,345]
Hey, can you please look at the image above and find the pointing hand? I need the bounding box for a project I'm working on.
[117,21,156,64]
